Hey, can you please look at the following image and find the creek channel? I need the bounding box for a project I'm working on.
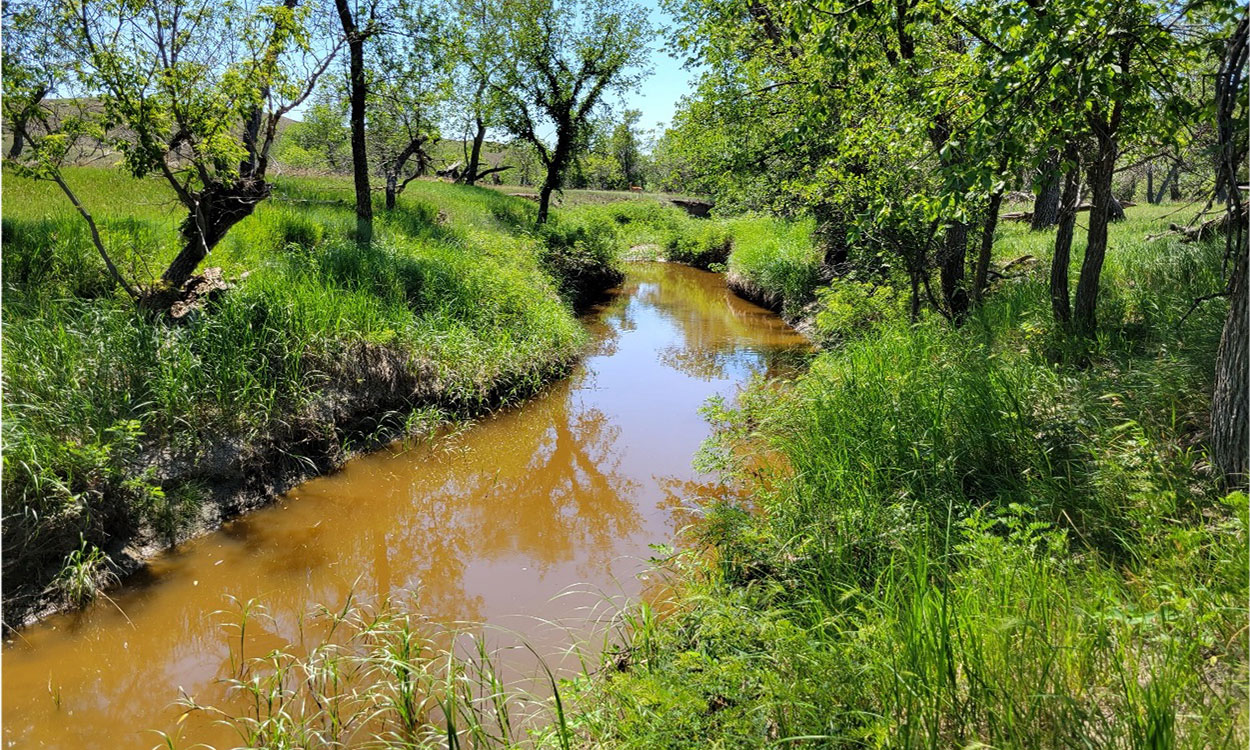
[2,262,809,748]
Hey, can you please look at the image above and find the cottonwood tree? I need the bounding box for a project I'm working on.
[14,0,341,299]
[1210,12,1248,485]
[370,0,452,209]
[493,0,651,224]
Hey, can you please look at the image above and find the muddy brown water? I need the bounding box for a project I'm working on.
[2,263,808,748]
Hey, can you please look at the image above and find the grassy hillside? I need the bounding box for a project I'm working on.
[1,166,624,627]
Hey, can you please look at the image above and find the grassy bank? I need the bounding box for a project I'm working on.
[553,203,1248,747]
[1,167,623,627]
[160,202,1247,748]
[567,200,823,321]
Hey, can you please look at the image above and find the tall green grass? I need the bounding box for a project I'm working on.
[2,167,616,624]
[552,206,1248,748]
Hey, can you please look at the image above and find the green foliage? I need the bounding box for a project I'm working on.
[52,538,113,607]
[813,280,905,340]
[276,101,351,172]
[538,213,625,306]
[491,0,652,219]
[723,216,821,318]
[557,206,1246,747]
[666,223,732,270]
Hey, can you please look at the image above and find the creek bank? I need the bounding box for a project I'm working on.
[4,268,622,632]
[725,269,824,341]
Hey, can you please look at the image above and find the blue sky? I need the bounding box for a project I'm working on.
[611,0,700,135]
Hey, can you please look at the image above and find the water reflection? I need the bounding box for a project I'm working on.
[3,263,809,749]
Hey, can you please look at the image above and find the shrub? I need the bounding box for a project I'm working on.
[538,213,624,307]
[813,280,904,341]
[666,223,733,269]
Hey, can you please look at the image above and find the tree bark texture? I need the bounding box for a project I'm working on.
[1212,247,1248,485]
[1073,104,1121,335]
[464,118,487,186]
[1031,150,1061,230]
[335,0,373,246]
[1211,14,1248,486]
[973,190,1004,304]
[536,127,573,226]
[939,222,969,322]
[162,182,270,289]
[1050,156,1081,325]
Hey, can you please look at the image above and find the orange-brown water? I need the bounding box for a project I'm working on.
[2,263,808,748]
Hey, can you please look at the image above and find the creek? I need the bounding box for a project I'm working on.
[2,262,808,748]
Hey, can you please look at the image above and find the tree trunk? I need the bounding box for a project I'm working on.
[1050,155,1081,326]
[1108,195,1125,222]
[8,122,26,159]
[537,183,554,225]
[464,118,487,186]
[1146,164,1156,204]
[972,190,1004,304]
[535,133,572,226]
[1073,127,1118,335]
[162,182,269,289]
[1210,13,1248,486]
[335,0,372,246]
[939,222,969,322]
[385,172,398,210]
[1031,150,1061,230]
[1160,162,1181,203]
[927,113,968,321]
[1212,247,1248,484]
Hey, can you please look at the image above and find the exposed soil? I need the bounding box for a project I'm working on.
[3,271,621,631]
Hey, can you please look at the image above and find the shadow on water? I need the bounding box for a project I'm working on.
[2,262,809,749]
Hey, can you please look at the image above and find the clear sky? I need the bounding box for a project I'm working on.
[610,0,700,136]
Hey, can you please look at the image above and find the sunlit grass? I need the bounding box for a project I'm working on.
[548,204,1248,748]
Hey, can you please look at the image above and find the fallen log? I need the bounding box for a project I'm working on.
[1002,201,1136,222]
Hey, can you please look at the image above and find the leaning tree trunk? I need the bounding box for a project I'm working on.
[536,137,572,226]
[161,181,271,290]
[1031,149,1062,230]
[1050,153,1081,326]
[7,122,26,159]
[464,117,487,186]
[1073,105,1120,335]
[1108,195,1126,222]
[383,138,424,210]
[537,181,554,225]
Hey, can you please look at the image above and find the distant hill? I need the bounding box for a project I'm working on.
[2,99,538,186]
